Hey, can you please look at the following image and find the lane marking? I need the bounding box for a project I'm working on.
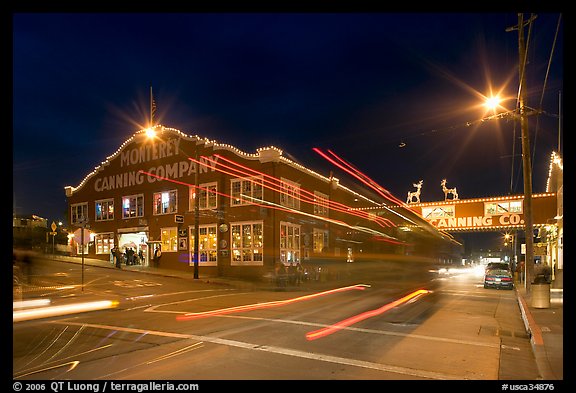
[146,342,204,364]
[141,290,500,349]
[145,292,246,313]
[51,321,465,380]
[14,345,113,379]
[214,314,501,349]
[127,288,237,301]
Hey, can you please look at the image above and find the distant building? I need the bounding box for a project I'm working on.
[64,126,459,279]
[544,151,563,288]
[13,214,48,250]
[12,214,48,230]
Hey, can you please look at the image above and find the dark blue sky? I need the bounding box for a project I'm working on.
[13,12,563,233]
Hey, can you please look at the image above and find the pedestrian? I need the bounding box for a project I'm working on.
[114,246,122,269]
[288,262,296,286]
[295,262,303,286]
[153,245,162,268]
[127,247,134,266]
[274,262,286,288]
[138,249,144,265]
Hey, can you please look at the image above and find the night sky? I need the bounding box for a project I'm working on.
[12,12,564,250]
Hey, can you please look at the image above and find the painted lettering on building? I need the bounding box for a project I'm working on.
[428,213,524,229]
[120,138,181,167]
[94,138,219,192]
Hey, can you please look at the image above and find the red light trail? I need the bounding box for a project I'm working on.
[198,154,397,229]
[176,284,370,321]
[138,169,405,243]
[305,289,430,341]
[312,147,408,208]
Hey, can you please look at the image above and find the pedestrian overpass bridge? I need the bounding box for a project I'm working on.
[406,192,557,233]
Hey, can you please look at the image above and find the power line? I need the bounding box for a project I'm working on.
[532,13,562,167]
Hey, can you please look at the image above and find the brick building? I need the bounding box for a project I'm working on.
[65,126,458,279]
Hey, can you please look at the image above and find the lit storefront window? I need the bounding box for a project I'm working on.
[313,228,328,253]
[280,179,300,210]
[313,191,329,217]
[231,221,263,265]
[190,225,218,265]
[71,203,88,224]
[122,194,144,218]
[161,227,178,252]
[154,190,178,215]
[95,199,114,221]
[190,182,217,211]
[280,222,300,264]
[231,177,263,206]
[95,233,115,255]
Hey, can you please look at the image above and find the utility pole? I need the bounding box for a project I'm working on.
[193,144,200,279]
[508,13,537,294]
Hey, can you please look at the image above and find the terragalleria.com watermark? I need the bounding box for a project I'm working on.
[13,381,200,393]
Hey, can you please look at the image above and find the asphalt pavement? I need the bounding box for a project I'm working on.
[22,254,564,381]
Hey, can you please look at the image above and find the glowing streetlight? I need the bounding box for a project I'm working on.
[485,95,502,112]
[145,127,156,138]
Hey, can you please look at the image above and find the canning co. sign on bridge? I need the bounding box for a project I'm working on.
[407,193,557,232]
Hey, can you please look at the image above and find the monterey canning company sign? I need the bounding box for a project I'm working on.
[408,193,557,232]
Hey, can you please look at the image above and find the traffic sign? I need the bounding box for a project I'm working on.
[51,221,57,232]
[175,214,184,223]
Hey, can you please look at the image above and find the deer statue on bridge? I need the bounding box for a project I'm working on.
[441,179,459,201]
[407,180,423,204]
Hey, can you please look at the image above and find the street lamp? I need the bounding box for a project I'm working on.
[485,95,503,112]
[478,14,537,294]
[503,232,511,247]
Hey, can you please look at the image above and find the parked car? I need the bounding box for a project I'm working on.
[484,268,514,290]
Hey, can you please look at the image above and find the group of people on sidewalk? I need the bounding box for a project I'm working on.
[111,245,162,269]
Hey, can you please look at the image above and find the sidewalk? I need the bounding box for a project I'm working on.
[515,281,563,380]
[40,255,564,380]
[51,254,260,290]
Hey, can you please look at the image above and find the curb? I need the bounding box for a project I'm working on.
[515,287,555,380]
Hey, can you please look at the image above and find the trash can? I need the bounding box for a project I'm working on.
[531,282,551,309]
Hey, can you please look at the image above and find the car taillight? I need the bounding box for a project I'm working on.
[502,277,512,281]
[485,277,495,281]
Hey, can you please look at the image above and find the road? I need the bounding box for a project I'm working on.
[13,258,540,380]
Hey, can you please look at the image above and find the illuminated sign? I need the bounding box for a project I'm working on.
[410,193,556,232]
[429,213,523,229]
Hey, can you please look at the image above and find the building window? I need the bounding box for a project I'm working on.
[154,190,178,215]
[190,182,218,211]
[280,178,300,210]
[280,222,301,265]
[122,194,144,218]
[484,200,523,216]
[161,227,178,252]
[231,177,263,206]
[95,199,114,221]
[231,221,263,265]
[313,191,329,217]
[95,233,115,255]
[190,224,218,265]
[71,203,88,225]
[313,228,329,253]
